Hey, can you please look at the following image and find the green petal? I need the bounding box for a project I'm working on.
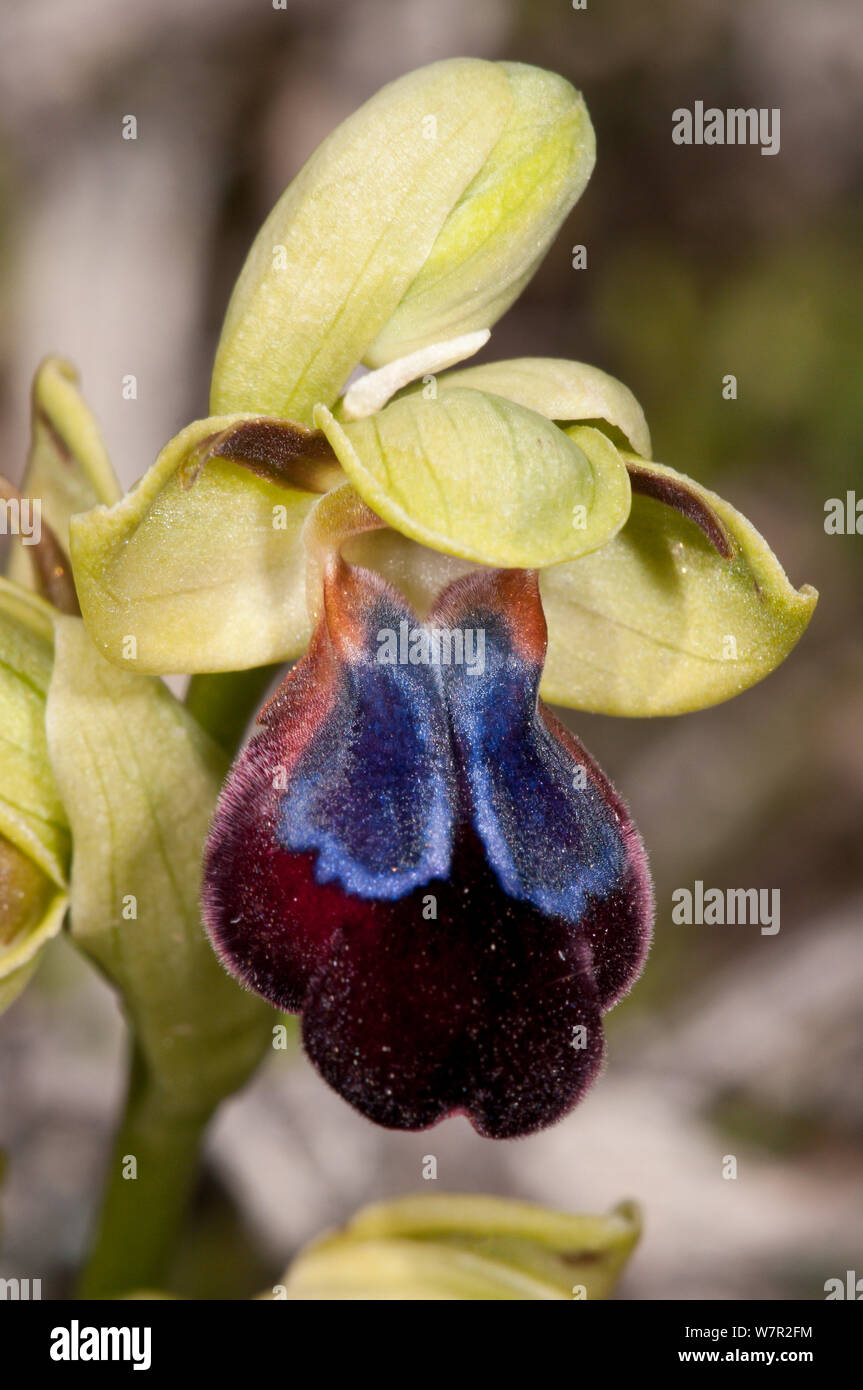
[366,63,595,365]
[210,59,512,424]
[70,417,321,673]
[45,618,271,1113]
[541,458,817,716]
[7,358,120,592]
[279,1196,640,1301]
[315,390,631,567]
[424,355,652,457]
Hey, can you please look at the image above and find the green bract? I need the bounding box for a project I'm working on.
[276,1195,641,1301]
[45,617,272,1112]
[210,59,594,423]
[44,619,273,1295]
[0,358,124,1012]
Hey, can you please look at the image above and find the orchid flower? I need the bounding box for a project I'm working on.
[1,56,816,1295]
[62,58,814,1139]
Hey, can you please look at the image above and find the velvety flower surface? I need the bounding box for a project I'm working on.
[202,561,652,1138]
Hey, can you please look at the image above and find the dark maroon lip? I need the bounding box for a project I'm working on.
[202,562,653,1139]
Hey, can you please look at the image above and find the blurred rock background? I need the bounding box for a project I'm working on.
[1,0,862,1299]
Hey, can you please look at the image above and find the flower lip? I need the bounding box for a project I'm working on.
[202,557,653,1138]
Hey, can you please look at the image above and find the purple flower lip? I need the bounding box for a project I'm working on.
[202,560,653,1139]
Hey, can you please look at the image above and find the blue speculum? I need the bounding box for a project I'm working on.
[202,561,653,1139]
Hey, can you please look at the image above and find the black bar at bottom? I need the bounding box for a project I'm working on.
[2,1297,858,1376]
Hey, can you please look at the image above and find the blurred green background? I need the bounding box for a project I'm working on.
[0,0,861,1299]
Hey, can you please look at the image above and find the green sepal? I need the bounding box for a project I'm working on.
[70,417,323,673]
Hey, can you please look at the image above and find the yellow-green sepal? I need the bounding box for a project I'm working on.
[0,580,69,885]
[366,63,595,365]
[210,59,512,424]
[210,61,595,425]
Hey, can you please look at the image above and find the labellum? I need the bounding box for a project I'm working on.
[202,527,653,1139]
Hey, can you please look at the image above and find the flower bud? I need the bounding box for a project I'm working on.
[0,581,69,1012]
[275,1195,641,1301]
[7,357,119,596]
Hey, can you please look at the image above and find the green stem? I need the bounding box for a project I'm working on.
[77,1045,212,1299]
[79,670,281,1298]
